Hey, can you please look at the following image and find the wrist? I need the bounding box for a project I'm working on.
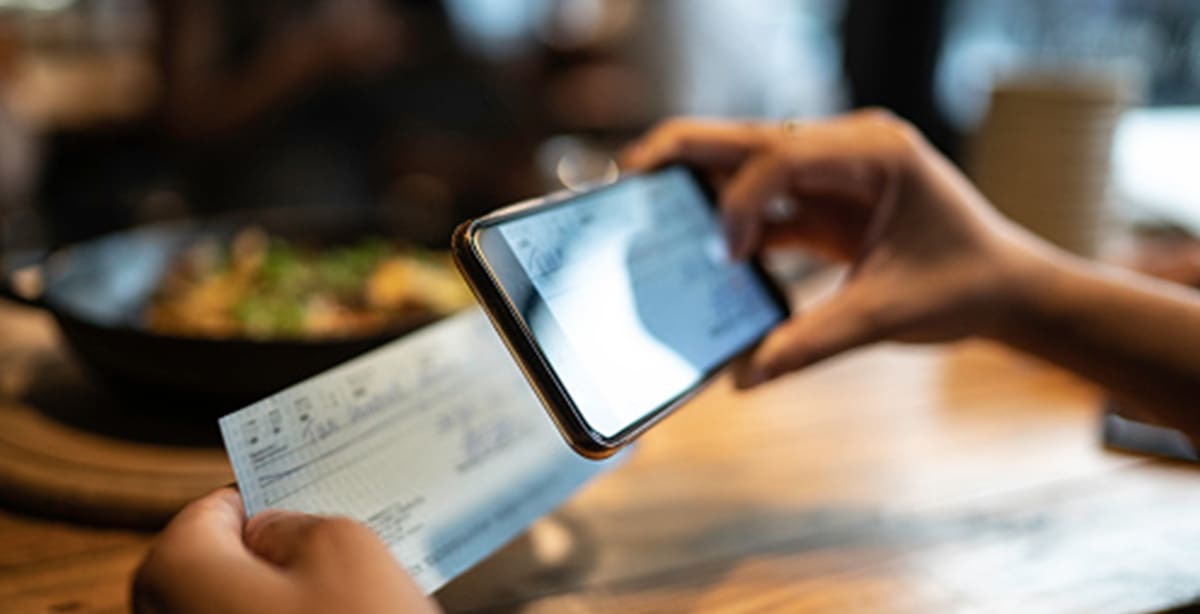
[984,230,1087,348]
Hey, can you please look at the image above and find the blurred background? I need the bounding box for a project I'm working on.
[0,0,1196,252]
[4,4,1200,607]
[0,0,1197,537]
[1,0,1200,416]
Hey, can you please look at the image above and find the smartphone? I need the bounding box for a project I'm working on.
[452,166,790,458]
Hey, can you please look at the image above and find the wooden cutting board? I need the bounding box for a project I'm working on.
[0,304,232,528]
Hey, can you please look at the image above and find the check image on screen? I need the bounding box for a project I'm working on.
[497,167,785,437]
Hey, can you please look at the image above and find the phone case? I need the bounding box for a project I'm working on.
[451,173,790,458]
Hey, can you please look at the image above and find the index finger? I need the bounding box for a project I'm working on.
[621,118,771,172]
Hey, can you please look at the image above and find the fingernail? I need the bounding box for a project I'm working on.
[735,358,774,388]
[245,509,284,539]
[742,367,770,388]
[721,214,752,261]
[722,224,740,258]
[620,145,646,170]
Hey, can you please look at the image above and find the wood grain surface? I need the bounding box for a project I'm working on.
[0,306,232,528]
[2,299,1200,613]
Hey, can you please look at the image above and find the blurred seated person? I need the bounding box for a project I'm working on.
[154,0,514,218]
[40,0,521,244]
[133,111,1200,613]
[156,0,406,143]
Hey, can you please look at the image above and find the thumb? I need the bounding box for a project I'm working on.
[244,509,328,567]
[735,282,894,388]
[244,510,393,570]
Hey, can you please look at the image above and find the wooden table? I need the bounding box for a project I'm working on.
[4,303,1200,613]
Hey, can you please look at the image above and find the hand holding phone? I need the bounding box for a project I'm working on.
[453,166,789,458]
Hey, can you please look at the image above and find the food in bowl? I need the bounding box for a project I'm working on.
[146,228,472,339]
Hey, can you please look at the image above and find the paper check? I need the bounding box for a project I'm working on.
[219,309,618,594]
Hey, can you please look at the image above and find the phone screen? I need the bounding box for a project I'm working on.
[476,167,787,439]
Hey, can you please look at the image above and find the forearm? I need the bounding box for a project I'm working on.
[996,246,1200,434]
